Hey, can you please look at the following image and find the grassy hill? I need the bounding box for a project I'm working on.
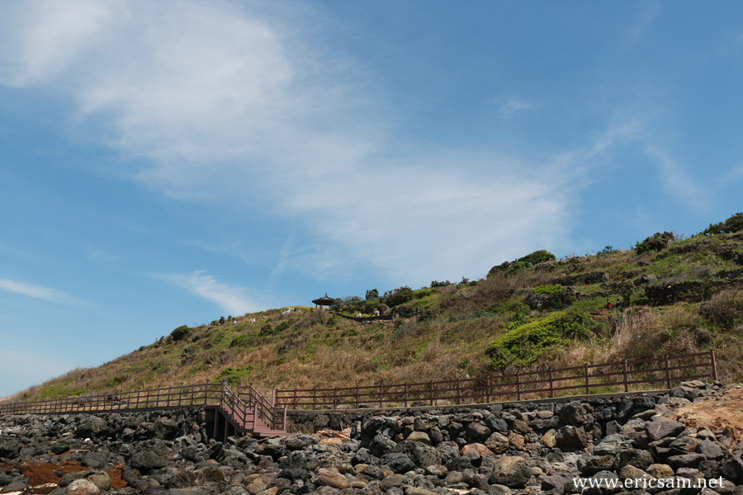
[9,214,743,403]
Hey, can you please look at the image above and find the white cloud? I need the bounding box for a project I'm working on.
[0,1,652,286]
[0,278,89,306]
[645,146,710,210]
[488,96,535,118]
[155,271,259,315]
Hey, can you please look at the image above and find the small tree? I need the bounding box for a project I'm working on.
[365,289,379,300]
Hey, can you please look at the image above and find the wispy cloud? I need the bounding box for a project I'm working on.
[0,1,694,288]
[622,1,662,50]
[154,271,259,315]
[0,278,89,306]
[488,96,535,118]
[645,146,710,210]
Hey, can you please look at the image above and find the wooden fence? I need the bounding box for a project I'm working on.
[0,381,286,431]
[1,351,717,416]
[269,350,718,410]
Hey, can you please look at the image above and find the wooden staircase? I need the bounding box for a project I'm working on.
[209,384,287,440]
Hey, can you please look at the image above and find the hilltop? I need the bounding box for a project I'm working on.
[8,214,743,403]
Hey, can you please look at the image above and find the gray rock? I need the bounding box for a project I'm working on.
[154,419,180,440]
[488,456,532,489]
[392,440,440,468]
[555,426,587,449]
[0,437,23,459]
[618,449,654,470]
[667,453,706,469]
[696,439,724,460]
[559,402,586,425]
[368,432,396,457]
[594,434,634,456]
[381,453,416,474]
[76,417,107,439]
[578,455,617,475]
[646,420,685,441]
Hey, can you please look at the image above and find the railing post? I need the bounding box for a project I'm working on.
[486,378,491,403]
[404,383,408,408]
[272,387,276,406]
[456,378,461,404]
[623,360,629,392]
[178,383,183,407]
[166,385,171,407]
[664,355,671,389]
[549,369,554,398]
[710,349,718,381]
[333,388,338,409]
[378,383,383,408]
[355,385,359,409]
[293,388,298,409]
[429,380,434,406]
[516,372,521,401]
[204,380,209,405]
[312,388,316,410]
[584,364,590,395]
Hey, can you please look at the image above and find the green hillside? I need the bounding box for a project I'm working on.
[9,213,743,403]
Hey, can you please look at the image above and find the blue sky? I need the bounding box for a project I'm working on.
[1,0,741,397]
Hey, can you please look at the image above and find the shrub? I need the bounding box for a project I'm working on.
[170,325,190,341]
[635,232,674,255]
[215,365,255,385]
[365,289,379,300]
[533,284,563,296]
[382,286,413,307]
[488,250,556,277]
[431,280,451,288]
[487,309,593,369]
[702,212,743,235]
[700,289,743,328]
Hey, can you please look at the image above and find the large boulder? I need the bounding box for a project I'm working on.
[66,479,99,495]
[153,418,179,440]
[555,426,587,449]
[130,449,169,472]
[593,434,633,456]
[485,432,509,454]
[559,402,586,425]
[488,456,532,488]
[646,420,685,441]
[0,437,23,459]
[392,440,440,468]
[76,417,107,439]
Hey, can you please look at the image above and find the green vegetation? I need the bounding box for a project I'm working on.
[635,231,675,255]
[533,284,563,296]
[170,325,190,341]
[10,214,743,404]
[703,212,743,235]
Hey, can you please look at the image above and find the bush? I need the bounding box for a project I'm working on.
[635,231,674,255]
[533,284,563,296]
[700,289,743,328]
[170,325,190,341]
[215,365,255,385]
[382,286,413,307]
[702,212,743,235]
[488,250,556,277]
[431,280,451,288]
[365,289,379,300]
[487,309,593,369]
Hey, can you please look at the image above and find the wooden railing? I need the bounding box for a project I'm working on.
[0,381,284,431]
[272,350,718,409]
[0,351,717,416]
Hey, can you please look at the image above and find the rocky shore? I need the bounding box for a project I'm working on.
[2,382,743,495]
